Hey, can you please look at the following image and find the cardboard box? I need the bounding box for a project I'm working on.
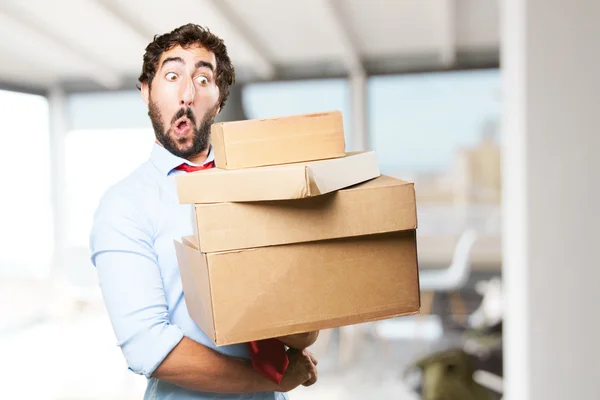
[192,175,417,253]
[174,231,420,346]
[176,151,380,204]
[211,111,346,169]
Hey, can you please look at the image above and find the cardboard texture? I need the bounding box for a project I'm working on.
[175,231,420,346]
[176,151,380,204]
[211,111,346,169]
[193,175,417,253]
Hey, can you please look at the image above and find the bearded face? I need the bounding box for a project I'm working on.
[142,44,221,159]
[149,98,218,159]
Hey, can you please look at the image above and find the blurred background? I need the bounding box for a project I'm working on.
[1,0,597,399]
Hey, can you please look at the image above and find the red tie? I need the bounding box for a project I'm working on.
[174,161,215,172]
[248,339,289,385]
[175,161,290,384]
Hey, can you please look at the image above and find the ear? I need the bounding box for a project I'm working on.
[215,104,221,116]
[141,82,150,105]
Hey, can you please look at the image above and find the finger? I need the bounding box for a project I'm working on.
[302,376,315,387]
[302,371,318,387]
[303,349,317,364]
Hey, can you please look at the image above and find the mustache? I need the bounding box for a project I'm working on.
[171,107,197,125]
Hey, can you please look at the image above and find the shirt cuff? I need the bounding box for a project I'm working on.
[126,323,185,379]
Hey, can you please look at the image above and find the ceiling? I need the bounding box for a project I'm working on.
[0,0,499,94]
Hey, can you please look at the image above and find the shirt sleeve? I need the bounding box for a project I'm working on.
[89,189,184,378]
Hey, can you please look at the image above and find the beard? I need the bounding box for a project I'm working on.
[148,98,218,159]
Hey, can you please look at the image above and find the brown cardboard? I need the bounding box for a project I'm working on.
[174,235,215,342]
[174,231,420,347]
[211,111,346,169]
[176,151,380,204]
[182,235,198,250]
[193,175,417,253]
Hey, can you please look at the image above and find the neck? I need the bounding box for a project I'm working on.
[154,139,210,165]
[187,145,210,165]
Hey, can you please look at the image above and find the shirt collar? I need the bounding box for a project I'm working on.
[150,142,215,176]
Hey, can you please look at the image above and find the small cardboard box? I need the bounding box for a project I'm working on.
[192,175,417,253]
[175,231,420,346]
[211,111,346,169]
[176,151,380,204]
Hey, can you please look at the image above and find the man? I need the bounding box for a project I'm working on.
[90,23,319,400]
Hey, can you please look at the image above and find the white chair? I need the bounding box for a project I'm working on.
[373,229,479,342]
[419,228,479,293]
[419,228,478,323]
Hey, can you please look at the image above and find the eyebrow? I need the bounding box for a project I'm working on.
[160,57,215,73]
[195,60,215,72]
[161,57,184,68]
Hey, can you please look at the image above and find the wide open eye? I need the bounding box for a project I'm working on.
[196,75,209,85]
[165,72,178,81]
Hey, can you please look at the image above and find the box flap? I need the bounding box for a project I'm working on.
[182,235,198,250]
[176,151,380,204]
[305,151,380,196]
[345,174,412,190]
[173,239,215,341]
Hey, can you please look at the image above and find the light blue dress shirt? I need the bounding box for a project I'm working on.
[90,143,287,400]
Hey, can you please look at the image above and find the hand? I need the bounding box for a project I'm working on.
[277,331,319,350]
[301,349,319,387]
[276,348,318,392]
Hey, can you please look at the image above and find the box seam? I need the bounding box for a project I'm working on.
[304,166,312,196]
[204,254,218,343]
[221,126,229,169]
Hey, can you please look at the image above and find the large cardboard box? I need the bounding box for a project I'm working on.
[192,175,417,253]
[211,111,346,169]
[175,231,420,346]
[176,151,380,204]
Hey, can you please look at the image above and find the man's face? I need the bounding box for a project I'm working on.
[142,44,221,159]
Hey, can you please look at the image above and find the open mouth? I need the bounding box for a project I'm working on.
[173,118,191,136]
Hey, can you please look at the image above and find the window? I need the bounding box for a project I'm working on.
[64,129,155,249]
[368,69,501,176]
[243,79,352,147]
[0,90,52,278]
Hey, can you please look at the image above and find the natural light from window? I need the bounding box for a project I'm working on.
[0,89,52,278]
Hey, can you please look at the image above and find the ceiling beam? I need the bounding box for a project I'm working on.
[97,0,277,81]
[0,80,47,97]
[439,0,457,67]
[322,0,364,76]
[93,0,155,43]
[59,51,500,94]
[205,0,275,80]
[0,1,123,89]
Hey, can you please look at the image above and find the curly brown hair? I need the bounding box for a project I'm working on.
[138,23,236,110]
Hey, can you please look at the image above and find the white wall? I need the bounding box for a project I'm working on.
[502,1,600,399]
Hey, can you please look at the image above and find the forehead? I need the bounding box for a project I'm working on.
[158,44,217,70]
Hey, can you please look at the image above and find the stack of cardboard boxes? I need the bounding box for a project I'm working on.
[174,111,420,347]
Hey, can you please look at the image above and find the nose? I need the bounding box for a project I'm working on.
[179,77,195,107]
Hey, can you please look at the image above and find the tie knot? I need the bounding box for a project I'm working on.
[175,161,215,173]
